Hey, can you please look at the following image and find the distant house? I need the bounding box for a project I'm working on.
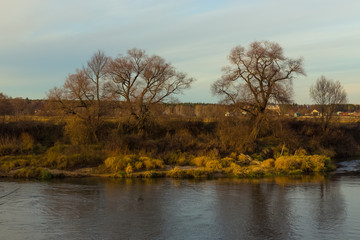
[311,109,320,116]
[225,111,233,117]
[266,105,280,115]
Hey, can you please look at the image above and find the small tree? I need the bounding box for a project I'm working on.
[309,76,347,130]
[47,51,109,143]
[0,93,14,122]
[212,41,305,141]
[106,48,194,133]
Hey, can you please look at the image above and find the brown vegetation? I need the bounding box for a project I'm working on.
[0,42,356,179]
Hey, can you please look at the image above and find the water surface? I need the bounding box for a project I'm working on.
[1,174,360,239]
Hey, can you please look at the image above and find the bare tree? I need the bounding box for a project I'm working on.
[47,51,109,143]
[106,48,194,133]
[212,41,305,141]
[84,50,109,120]
[310,75,347,130]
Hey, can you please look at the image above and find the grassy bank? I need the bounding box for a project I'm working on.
[0,117,356,179]
[0,150,335,180]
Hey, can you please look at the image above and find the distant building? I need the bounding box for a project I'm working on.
[225,111,233,117]
[311,109,320,116]
[266,105,280,115]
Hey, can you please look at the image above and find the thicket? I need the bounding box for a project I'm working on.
[0,115,357,178]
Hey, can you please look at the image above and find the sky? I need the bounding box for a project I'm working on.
[1,0,359,104]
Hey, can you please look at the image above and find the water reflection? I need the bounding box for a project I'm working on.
[0,175,355,240]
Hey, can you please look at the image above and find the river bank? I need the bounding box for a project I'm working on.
[0,153,336,180]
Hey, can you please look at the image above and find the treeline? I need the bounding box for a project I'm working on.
[0,41,358,178]
[1,96,360,119]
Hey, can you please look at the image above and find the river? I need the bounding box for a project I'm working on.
[1,167,360,239]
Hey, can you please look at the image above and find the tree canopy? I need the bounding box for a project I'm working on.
[310,75,347,130]
[106,48,195,132]
[212,41,305,140]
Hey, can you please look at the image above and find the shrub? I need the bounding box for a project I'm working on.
[167,152,189,166]
[134,161,144,171]
[44,144,104,170]
[275,156,303,172]
[237,154,252,166]
[275,155,334,173]
[64,118,93,145]
[191,156,210,167]
[205,160,222,170]
[220,157,236,168]
[125,163,133,175]
[301,155,334,172]
[0,136,19,156]
[19,133,34,152]
[294,148,307,156]
[141,157,164,170]
[13,167,53,179]
[228,162,245,177]
[104,155,164,172]
[153,159,164,169]
[261,158,275,168]
[175,155,189,166]
[0,155,38,172]
[143,157,156,170]
[104,156,134,172]
[167,167,187,178]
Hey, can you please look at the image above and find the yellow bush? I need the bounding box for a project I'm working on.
[125,163,133,175]
[294,148,307,156]
[247,165,267,177]
[221,157,235,167]
[167,167,187,178]
[275,155,333,173]
[229,162,245,176]
[237,154,252,166]
[205,160,222,170]
[143,159,156,170]
[261,159,275,168]
[229,152,237,159]
[176,156,189,166]
[104,157,116,169]
[104,156,128,171]
[134,161,144,171]
[105,155,164,172]
[153,159,164,169]
[275,156,303,172]
[191,156,210,167]
[301,155,333,172]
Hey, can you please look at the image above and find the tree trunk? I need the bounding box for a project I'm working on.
[249,113,265,143]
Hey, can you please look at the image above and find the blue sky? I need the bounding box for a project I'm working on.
[1,0,360,104]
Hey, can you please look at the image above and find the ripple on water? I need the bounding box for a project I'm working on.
[0,177,360,240]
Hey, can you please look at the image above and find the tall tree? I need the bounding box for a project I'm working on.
[84,50,109,121]
[309,75,347,130]
[47,51,109,143]
[106,48,194,133]
[212,41,305,141]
